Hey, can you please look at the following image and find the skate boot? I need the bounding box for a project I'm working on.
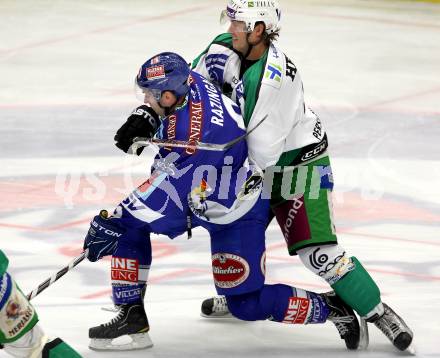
[89,303,153,351]
[369,303,413,352]
[201,295,233,318]
[322,292,361,350]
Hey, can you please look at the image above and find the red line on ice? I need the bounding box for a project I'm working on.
[0,5,212,56]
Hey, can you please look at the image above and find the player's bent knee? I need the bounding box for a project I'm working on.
[297,244,353,284]
[225,291,263,321]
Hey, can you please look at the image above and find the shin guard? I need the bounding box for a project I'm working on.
[331,257,381,317]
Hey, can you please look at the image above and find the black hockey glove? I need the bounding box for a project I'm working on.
[83,210,125,262]
[115,105,161,155]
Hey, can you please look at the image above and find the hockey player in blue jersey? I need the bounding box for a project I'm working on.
[83,52,361,351]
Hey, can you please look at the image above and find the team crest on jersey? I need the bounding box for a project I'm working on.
[188,179,211,220]
[147,65,165,80]
[191,179,210,201]
[6,300,23,320]
[0,289,35,339]
[212,253,250,289]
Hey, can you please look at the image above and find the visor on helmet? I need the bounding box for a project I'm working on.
[220,0,281,35]
[220,13,250,32]
[220,7,253,33]
[134,78,162,104]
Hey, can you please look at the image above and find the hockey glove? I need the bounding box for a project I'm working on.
[83,210,124,262]
[115,105,161,155]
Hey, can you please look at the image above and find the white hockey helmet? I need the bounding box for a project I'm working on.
[220,0,281,34]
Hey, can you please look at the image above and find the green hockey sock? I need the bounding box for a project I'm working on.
[331,257,381,316]
[42,338,82,358]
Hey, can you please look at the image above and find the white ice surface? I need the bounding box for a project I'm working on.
[1,0,439,357]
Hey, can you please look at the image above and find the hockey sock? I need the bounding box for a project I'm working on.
[297,245,382,317]
[226,284,329,324]
[331,257,381,317]
[111,228,151,305]
[41,338,81,358]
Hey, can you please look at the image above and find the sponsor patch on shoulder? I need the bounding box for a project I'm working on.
[264,62,283,89]
[212,253,250,289]
[264,62,283,88]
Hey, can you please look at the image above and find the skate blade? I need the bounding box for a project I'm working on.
[359,317,369,350]
[89,333,153,351]
[406,343,416,355]
[200,312,234,319]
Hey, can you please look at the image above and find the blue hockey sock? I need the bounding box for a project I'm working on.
[111,228,152,305]
[226,284,329,324]
[112,283,145,305]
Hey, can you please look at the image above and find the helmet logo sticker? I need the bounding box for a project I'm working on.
[147,65,165,80]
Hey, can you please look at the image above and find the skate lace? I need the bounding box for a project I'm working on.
[103,308,125,327]
[212,296,228,313]
[328,315,354,336]
[374,309,402,339]
[101,304,120,313]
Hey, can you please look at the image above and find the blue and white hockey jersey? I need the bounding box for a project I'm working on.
[116,71,264,238]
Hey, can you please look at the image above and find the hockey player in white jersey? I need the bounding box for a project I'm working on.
[192,0,414,352]
[0,250,81,358]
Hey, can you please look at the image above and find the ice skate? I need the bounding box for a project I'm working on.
[201,295,233,318]
[369,303,414,352]
[89,303,153,351]
[322,292,361,350]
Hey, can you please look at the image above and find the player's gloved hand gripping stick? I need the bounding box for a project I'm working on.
[115,105,161,155]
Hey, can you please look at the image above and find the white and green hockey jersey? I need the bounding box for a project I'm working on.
[192,33,327,171]
[0,250,8,276]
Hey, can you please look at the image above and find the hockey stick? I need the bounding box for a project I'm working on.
[132,114,268,152]
[26,249,89,301]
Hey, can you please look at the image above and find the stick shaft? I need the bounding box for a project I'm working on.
[133,115,268,152]
[26,249,88,301]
